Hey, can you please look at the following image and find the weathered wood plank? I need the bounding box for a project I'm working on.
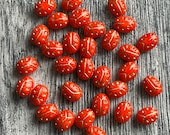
[0,0,170,134]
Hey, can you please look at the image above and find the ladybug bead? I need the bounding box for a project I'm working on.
[77,58,95,80]
[54,110,75,132]
[93,66,111,88]
[30,24,49,46]
[75,108,95,129]
[102,29,120,51]
[36,104,59,122]
[136,32,159,52]
[41,41,63,58]
[16,56,39,75]
[113,16,136,33]
[84,21,106,38]
[47,12,69,30]
[63,32,80,54]
[85,126,106,135]
[108,0,127,17]
[34,0,57,17]
[118,62,139,82]
[114,101,133,123]
[55,56,77,74]
[30,84,49,106]
[61,81,82,102]
[143,75,162,96]
[80,37,97,58]
[62,0,82,11]
[91,93,110,116]
[106,81,128,98]
[16,76,34,98]
[118,44,140,62]
[69,8,90,28]
[136,107,158,125]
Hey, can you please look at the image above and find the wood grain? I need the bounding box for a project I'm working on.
[0,0,170,134]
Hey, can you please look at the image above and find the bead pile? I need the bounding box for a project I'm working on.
[15,0,162,134]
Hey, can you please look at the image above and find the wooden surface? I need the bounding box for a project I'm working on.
[0,0,170,135]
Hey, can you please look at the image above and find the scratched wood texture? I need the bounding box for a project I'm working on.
[0,0,170,135]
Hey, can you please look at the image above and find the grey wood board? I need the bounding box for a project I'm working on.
[0,0,170,135]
